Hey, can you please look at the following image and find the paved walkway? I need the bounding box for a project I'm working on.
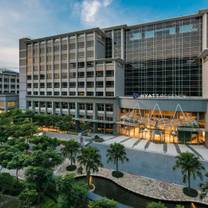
[102,135,208,161]
[45,131,208,161]
[55,159,208,206]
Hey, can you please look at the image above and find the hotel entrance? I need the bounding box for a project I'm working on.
[118,106,205,144]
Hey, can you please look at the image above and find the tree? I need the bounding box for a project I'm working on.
[56,174,88,208]
[146,202,167,208]
[29,148,63,169]
[62,140,80,171]
[89,199,117,208]
[200,172,208,199]
[25,166,54,202]
[78,146,103,187]
[107,143,129,178]
[7,152,29,181]
[0,172,23,195]
[30,136,59,151]
[173,152,205,196]
[19,187,38,208]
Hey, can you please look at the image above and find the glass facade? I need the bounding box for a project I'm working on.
[124,17,202,96]
[105,29,122,59]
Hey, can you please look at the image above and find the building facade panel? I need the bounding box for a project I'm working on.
[20,10,208,144]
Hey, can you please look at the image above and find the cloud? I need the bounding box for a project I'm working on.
[79,0,115,26]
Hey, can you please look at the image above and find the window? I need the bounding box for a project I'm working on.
[87,92,94,96]
[78,82,84,88]
[106,70,114,77]
[96,81,103,88]
[78,72,85,78]
[96,71,103,77]
[54,91,60,96]
[54,73,59,79]
[145,30,154,39]
[106,92,114,96]
[47,83,52,88]
[87,61,94,67]
[87,71,94,77]
[106,81,114,87]
[106,104,113,112]
[55,102,60,108]
[54,83,60,88]
[40,83,45,88]
[87,82,94,88]
[69,103,75,109]
[62,91,67,96]
[179,24,198,33]
[78,91,84,96]
[61,82,67,88]
[33,83,38,88]
[47,91,52,95]
[70,63,76,69]
[79,103,85,110]
[27,75,31,80]
[69,82,76,87]
[47,74,52,79]
[33,75,38,80]
[96,92,103,96]
[69,72,76,78]
[62,102,68,109]
[27,83,31,88]
[97,104,104,111]
[69,92,76,96]
[86,41,94,47]
[130,31,142,41]
[47,102,52,108]
[40,74,45,80]
[78,62,85,68]
[86,103,93,110]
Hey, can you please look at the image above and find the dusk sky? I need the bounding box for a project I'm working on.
[1,0,208,71]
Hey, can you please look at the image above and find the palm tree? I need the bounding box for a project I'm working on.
[77,146,102,187]
[62,140,80,171]
[200,172,208,199]
[173,152,205,196]
[107,143,129,178]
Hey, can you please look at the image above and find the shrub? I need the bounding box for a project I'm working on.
[89,198,117,208]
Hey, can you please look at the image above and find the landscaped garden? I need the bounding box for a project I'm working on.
[0,109,208,208]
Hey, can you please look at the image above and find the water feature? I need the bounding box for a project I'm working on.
[77,176,208,208]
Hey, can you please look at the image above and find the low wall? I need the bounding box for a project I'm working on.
[92,143,208,188]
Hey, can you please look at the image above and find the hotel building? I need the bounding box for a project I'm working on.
[0,69,19,112]
[19,9,208,145]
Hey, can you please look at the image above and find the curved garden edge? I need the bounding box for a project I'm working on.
[73,167,208,206]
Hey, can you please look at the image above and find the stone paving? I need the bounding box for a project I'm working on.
[55,159,208,206]
[45,131,208,161]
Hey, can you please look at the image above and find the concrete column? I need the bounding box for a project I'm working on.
[202,13,207,50]
[19,38,30,110]
[205,104,208,147]
[121,28,124,60]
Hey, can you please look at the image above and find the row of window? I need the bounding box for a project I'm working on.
[27,91,114,96]
[27,70,114,80]
[27,61,114,71]
[28,101,113,114]
[28,40,94,55]
[0,77,19,82]
[27,81,114,88]
[0,84,18,89]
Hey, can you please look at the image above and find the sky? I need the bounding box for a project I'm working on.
[1,0,208,71]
